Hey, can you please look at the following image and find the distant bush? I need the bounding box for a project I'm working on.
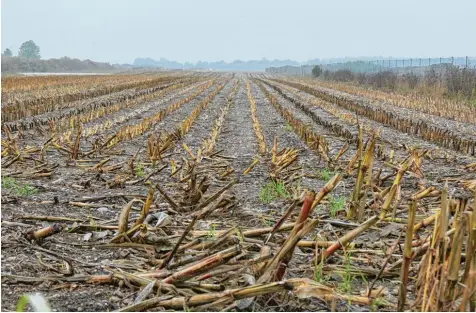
[425,67,439,87]
[311,65,322,77]
[327,69,354,82]
[403,72,419,89]
[356,73,366,85]
[444,65,476,99]
[322,65,476,99]
[369,71,398,89]
[322,70,331,80]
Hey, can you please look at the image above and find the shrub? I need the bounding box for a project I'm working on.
[445,65,476,99]
[367,71,398,90]
[403,72,419,89]
[311,65,323,78]
[425,67,439,87]
[332,69,354,82]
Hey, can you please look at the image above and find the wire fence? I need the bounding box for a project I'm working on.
[265,56,476,76]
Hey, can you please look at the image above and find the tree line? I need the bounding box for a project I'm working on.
[2,40,41,59]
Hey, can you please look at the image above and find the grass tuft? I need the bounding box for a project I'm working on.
[259,180,291,204]
[339,251,354,294]
[207,224,216,238]
[329,195,347,217]
[135,164,145,177]
[318,168,334,181]
[2,177,38,196]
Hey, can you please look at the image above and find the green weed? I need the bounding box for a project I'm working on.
[317,168,334,181]
[259,215,274,227]
[136,164,145,177]
[89,213,98,232]
[2,176,17,189]
[284,123,293,132]
[329,196,347,217]
[207,224,216,238]
[339,252,354,293]
[259,180,291,204]
[2,177,38,196]
[370,297,386,311]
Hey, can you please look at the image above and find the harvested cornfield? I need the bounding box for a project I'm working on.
[1,72,475,312]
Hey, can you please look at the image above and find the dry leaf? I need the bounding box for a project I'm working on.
[287,278,335,300]
[361,285,388,298]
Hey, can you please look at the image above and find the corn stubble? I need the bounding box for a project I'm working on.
[1,73,474,312]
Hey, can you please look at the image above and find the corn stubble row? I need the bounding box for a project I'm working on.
[3,77,201,132]
[267,78,474,170]
[108,80,218,147]
[202,81,240,155]
[62,80,208,138]
[2,74,127,93]
[259,79,358,143]
[307,77,476,124]
[246,80,267,155]
[273,79,476,155]
[255,79,333,165]
[268,79,390,151]
[40,79,216,161]
[1,74,185,122]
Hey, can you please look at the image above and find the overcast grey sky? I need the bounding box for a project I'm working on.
[2,0,475,64]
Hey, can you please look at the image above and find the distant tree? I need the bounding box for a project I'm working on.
[18,40,41,59]
[312,65,323,77]
[2,48,13,57]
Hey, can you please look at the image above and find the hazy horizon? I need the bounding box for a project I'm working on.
[2,0,476,64]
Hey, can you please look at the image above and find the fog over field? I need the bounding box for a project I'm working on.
[2,0,476,65]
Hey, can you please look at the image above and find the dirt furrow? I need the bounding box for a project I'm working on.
[175,79,238,154]
[213,79,268,209]
[248,79,335,194]
[257,80,351,159]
